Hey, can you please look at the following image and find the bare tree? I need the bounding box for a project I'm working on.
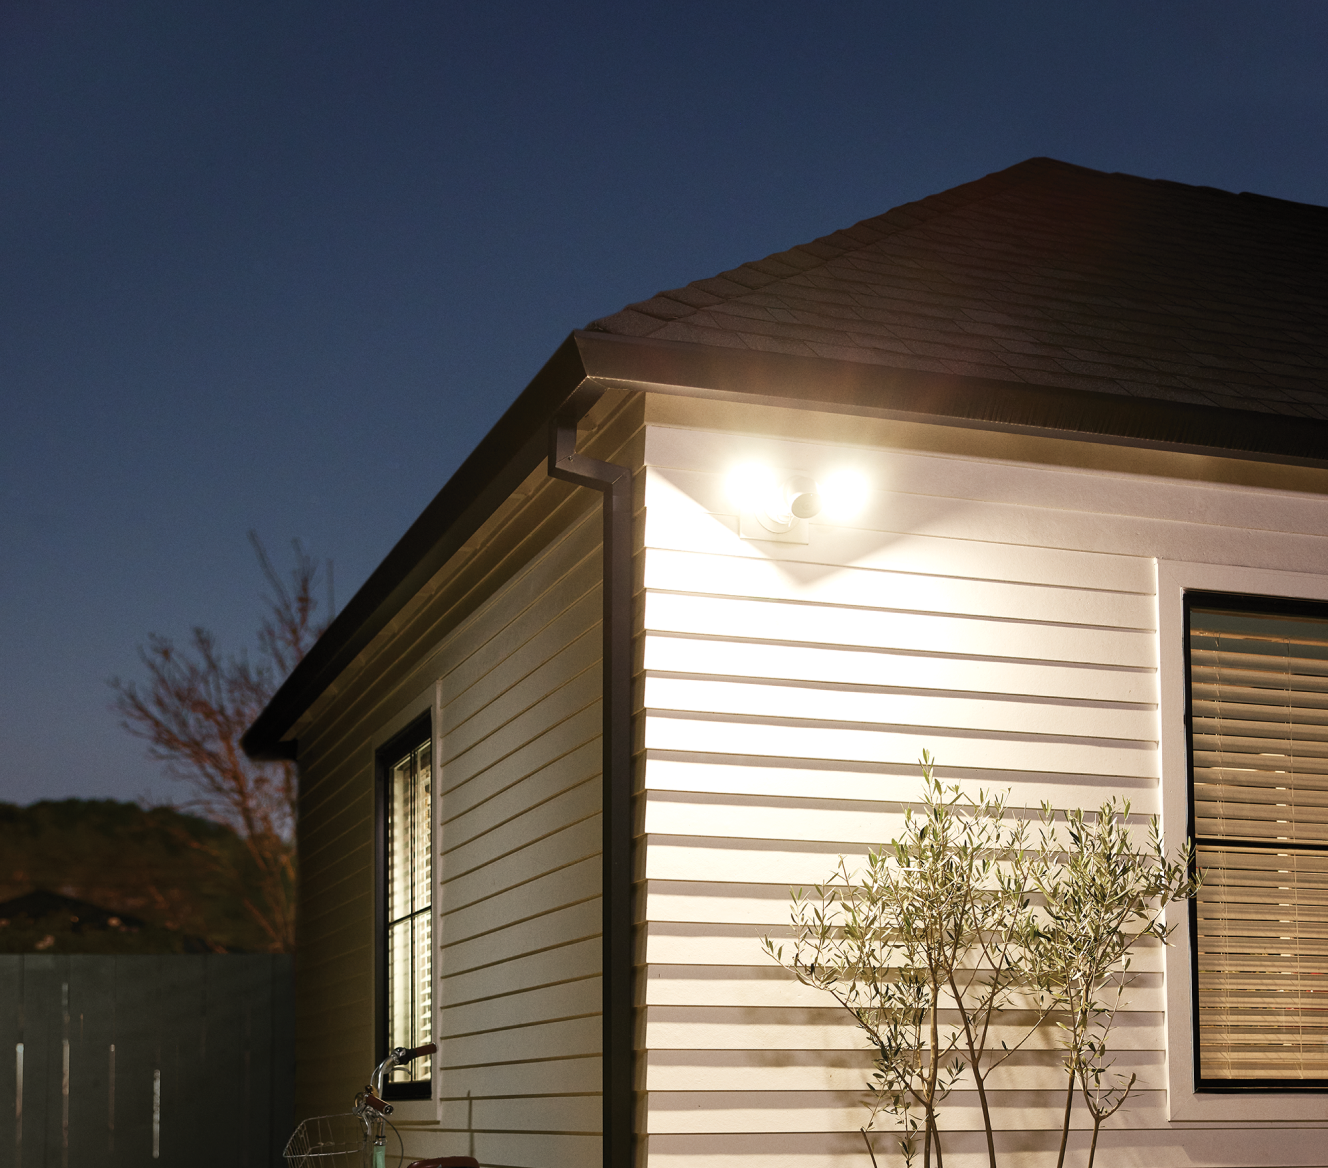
[110,533,332,952]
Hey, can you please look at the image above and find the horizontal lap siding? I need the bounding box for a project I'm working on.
[437,506,604,1168]
[286,393,641,1164]
[637,422,1328,1167]
[290,750,377,1117]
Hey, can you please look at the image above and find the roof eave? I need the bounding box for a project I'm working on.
[243,329,1328,760]
[584,329,1328,468]
[240,332,601,761]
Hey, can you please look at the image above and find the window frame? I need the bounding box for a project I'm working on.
[1158,559,1328,1122]
[375,711,434,1102]
[1184,588,1328,1093]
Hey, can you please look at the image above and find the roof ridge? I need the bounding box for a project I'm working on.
[1106,167,1327,215]
[586,157,1101,336]
[764,158,1064,268]
[836,157,1096,242]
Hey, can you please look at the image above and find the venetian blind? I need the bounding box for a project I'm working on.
[387,739,433,1084]
[1189,601,1328,1083]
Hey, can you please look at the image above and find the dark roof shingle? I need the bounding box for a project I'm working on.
[588,158,1328,420]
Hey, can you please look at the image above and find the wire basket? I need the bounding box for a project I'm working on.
[283,1112,372,1167]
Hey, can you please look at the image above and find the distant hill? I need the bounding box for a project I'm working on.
[0,799,276,953]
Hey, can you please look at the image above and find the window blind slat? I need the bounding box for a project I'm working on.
[1194,713,1328,736]
[1194,809,1328,832]
[1197,898,1328,919]
[1192,731,1328,757]
[1189,602,1328,1083]
[1193,768,1328,790]
[1193,686,1328,703]
[1195,778,1328,804]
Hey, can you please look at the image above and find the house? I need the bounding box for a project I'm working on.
[242,157,1328,1167]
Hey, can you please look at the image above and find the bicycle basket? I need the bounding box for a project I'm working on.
[283,1112,371,1168]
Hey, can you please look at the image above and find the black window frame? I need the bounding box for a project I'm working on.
[1184,588,1328,1093]
[375,713,434,1102]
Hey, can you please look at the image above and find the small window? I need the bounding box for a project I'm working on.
[1186,593,1328,1089]
[377,718,433,1099]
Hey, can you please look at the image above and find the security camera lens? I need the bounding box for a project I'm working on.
[790,491,822,519]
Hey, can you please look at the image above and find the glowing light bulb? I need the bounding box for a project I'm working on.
[819,470,869,520]
[726,463,778,512]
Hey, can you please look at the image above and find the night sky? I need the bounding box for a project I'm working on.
[2,1,1326,806]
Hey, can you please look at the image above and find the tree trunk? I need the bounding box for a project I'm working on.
[973,1065,996,1168]
[1086,1115,1102,1168]
[1055,1066,1075,1168]
[949,972,997,1168]
[924,982,941,1168]
[861,1128,879,1168]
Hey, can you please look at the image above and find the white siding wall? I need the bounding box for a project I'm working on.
[431,505,604,1168]
[637,422,1328,1167]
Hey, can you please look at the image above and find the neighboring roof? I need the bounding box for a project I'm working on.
[0,889,222,953]
[243,160,1328,760]
[0,889,147,931]
[590,157,1328,420]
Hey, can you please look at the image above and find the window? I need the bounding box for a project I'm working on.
[377,718,434,1099]
[1186,592,1328,1088]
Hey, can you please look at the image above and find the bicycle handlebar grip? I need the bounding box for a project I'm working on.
[407,1042,438,1058]
[362,1093,393,1116]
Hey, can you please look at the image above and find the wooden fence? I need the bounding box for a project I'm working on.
[0,954,294,1167]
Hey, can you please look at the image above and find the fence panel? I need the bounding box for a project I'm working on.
[67,957,115,1168]
[0,955,293,1168]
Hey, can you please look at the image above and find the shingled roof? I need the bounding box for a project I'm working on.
[589,157,1328,421]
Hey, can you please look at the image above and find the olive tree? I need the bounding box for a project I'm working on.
[762,754,1053,1168]
[1027,801,1198,1168]
[764,756,1198,1168]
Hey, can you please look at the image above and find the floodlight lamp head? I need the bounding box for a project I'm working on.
[780,475,822,522]
[728,462,869,542]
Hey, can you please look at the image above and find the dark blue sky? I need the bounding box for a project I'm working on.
[2,0,1326,805]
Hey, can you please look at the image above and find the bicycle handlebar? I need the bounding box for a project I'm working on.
[369,1041,438,1094]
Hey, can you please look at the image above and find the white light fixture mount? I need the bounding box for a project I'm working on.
[727,463,869,544]
[738,473,819,543]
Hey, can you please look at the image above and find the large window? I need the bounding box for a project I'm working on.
[377,719,434,1098]
[1186,592,1328,1088]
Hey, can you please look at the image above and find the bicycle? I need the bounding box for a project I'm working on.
[282,1042,478,1168]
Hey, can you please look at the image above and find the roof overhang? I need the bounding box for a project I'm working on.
[242,328,1328,760]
